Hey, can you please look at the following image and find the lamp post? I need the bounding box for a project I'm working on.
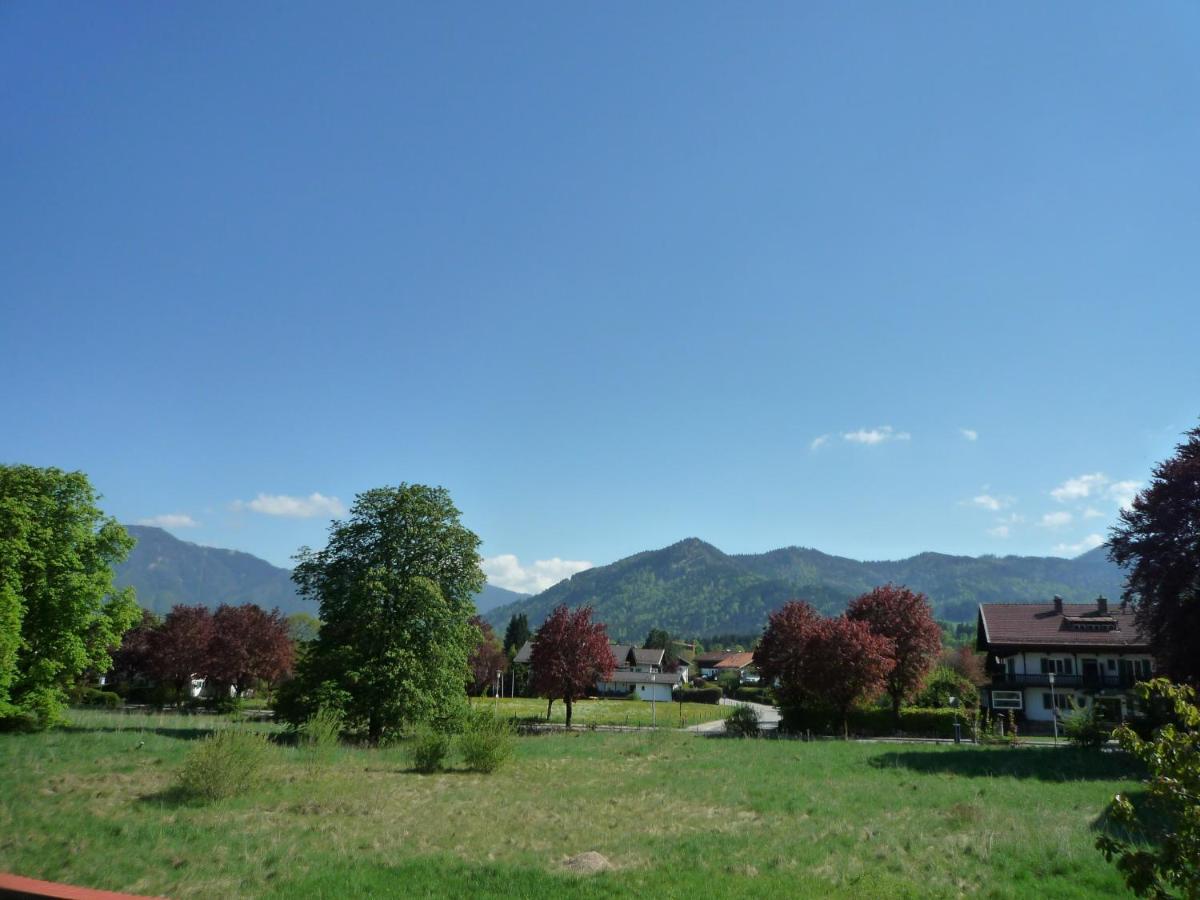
[495,671,501,716]
[651,672,657,728]
[1049,671,1058,744]
[949,696,960,743]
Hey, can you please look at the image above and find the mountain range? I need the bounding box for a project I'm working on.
[481,537,1128,640]
[114,526,1127,640]
[114,526,528,617]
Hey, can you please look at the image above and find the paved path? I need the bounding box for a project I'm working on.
[688,697,781,734]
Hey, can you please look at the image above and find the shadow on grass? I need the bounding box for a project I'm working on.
[871,747,1145,781]
[61,724,216,742]
[1090,788,1162,845]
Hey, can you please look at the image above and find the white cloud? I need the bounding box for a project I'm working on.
[809,434,830,452]
[987,525,1010,538]
[233,492,346,519]
[1107,480,1141,510]
[1051,473,1109,502]
[843,426,911,445]
[1053,534,1105,556]
[970,494,1012,512]
[960,428,978,442]
[1082,507,1105,520]
[1040,511,1073,528]
[482,554,593,595]
[137,513,199,529]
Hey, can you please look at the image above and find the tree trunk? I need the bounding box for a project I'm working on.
[368,711,382,746]
[546,697,554,721]
[565,696,573,728]
[843,711,849,741]
[892,693,902,730]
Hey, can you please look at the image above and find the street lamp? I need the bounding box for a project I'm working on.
[949,696,960,743]
[1049,671,1058,744]
[495,670,501,716]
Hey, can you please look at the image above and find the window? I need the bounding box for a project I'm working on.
[1005,657,1017,675]
[1042,693,1073,711]
[1133,659,1152,679]
[991,691,1022,710]
[1107,659,1117,672]
[1040,657,1073,675]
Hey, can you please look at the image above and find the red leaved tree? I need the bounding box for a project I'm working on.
[846,584,941,724]
[529,604,614,727]
[208,604,294,697]
[109,609,161,685]
[754,601,822,712]
[804,616,895,739]
[468,616,508,696]
[147,604,214,698]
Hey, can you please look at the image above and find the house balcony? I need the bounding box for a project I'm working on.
[990,672,1138,690]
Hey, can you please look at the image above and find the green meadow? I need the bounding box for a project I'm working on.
[0,709,1141,898]
[477,695,732,728]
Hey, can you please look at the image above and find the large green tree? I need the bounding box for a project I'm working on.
[0,465,139,727]
[282,484,484,743]
[1109,424,1200,685]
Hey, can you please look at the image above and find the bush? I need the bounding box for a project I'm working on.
[725,704,761,737]
[733,686,774,704]
[177,729,273,801]
[914,666,979,710]
[409,726,452,773]
[78,688,121,708]
[672,686,722,705]
[298,705,343,761]
[458,709,515,773]
[778,704,961,738]
[1063,702,1111,749]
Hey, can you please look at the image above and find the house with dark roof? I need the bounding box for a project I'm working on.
[976,595,1154,725]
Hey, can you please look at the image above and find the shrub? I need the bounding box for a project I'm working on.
[458,708,515,773]
[672,686,722,705]
[177,728,273,801]
[733,686,774,704]
[78,688,121,708]
[725,704,761,738]
[409,726,452,773]
[298,705,343,762]
[1063,702,1111,749]
[913,666,979,709]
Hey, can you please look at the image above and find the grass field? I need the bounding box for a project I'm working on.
[476,695,732,728]
[0,709,1143,898]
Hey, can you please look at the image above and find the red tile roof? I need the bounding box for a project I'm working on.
[977,602,1149,650]
[713,652,756,670]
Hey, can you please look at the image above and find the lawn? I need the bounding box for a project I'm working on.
[0,709,1143,898]
[476,695,732,728]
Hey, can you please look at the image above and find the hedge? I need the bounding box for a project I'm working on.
[781,705,964,738]
[672,686,723,705]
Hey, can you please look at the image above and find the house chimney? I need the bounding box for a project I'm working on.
[1097,595,1108,614]
[1052,595,1063,614]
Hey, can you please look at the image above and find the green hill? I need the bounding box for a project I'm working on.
[483,539,1126,640]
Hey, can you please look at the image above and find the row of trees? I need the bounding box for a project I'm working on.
[755,584,942,736]
[112,603,294,699]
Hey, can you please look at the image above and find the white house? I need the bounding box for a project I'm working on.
[977,595,1154,726]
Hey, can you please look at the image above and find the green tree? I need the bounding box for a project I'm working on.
[503,613,530,657]
[1097,679,1200,898]
[286,612,321,644]
[282,484,483,744]
[0,465,139,728]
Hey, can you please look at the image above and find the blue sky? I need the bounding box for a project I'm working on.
[3,4,1198,592]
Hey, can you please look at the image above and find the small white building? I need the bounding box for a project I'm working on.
[596,669,681,702]
[977,596,1154,725]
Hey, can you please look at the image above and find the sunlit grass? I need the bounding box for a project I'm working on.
[475,695,732,728]
[0,709,1142,898]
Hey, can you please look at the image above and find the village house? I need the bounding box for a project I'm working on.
[712,651,759,683]
[976,595,1154,726]
[512,640,686,702]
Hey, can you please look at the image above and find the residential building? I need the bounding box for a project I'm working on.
[976,595,1154,725]
[510,639,686,701]
[712,651,759,683]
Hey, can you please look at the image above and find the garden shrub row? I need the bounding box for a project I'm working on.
[672,686,723,705]
[782,705,965,738]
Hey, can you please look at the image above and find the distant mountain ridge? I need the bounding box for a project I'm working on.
[482,538,1127,640]
[114,526,528,616]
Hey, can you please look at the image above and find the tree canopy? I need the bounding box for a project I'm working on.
[1109,424,1200,685]
[502,613,530,657]
[529,604,613,727]
[846,584,941,722]
[282,484,484,742]
[468,616,507,696]
[0,465,139,727]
